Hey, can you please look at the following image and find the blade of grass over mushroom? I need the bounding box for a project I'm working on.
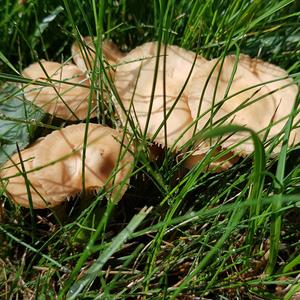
[0,72,94,91]
[24,60,83,121]
[92,0,107,123]
[15,144,36,236]
[142,0,165,139]
[195,125,266,177]
[109,61,169,193]
[159,0,176,149]
[63,0,106,122]
[149,46,199,152]
[66,4,131,127]
[65,1,135,198]
[207,27,240,132]
[79,67,98,195]
[65,206,152,299]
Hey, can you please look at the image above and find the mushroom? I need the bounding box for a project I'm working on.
[71,36,125,76]
[183,144,240,173]
[114,42,208,150]
[32,123,134,205]
[0,124,134,208]
[186,54,299,168]
[0,139,54,209]
[22,61,96,120]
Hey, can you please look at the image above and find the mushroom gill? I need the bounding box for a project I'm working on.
[22,61,96,120]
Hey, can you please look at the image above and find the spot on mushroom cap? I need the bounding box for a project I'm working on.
[71,36,125,73]
[188,54,299,156]
[22,61,96,120]
[114,42,207,149]
[33,123,134,204]
[0,140,54,209]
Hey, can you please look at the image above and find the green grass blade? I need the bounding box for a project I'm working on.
[265,93,299,274]
[66,206,152,299]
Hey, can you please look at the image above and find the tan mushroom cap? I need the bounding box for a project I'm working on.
[184,143,240,172]
[0,140,55,209]
[71,36,125,74]
[22,61,96,120]
[114,42,208,149]
[33,123,134,204]
[188,54,299,157]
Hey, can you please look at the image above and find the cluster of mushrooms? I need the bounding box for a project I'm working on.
[0,37,299,209]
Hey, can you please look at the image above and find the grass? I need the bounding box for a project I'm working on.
[0,0,300,299]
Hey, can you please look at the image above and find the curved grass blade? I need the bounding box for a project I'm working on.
[169,124,266,299]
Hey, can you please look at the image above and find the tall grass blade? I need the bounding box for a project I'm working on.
[66,206,152,299]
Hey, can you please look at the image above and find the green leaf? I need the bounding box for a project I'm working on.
[0,83,45,164]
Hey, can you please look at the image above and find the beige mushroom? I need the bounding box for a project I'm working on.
[32,123,134,205]
[186,54,299,167]
[114,42,208,150]
[1,124,134,208]
[22,61,96,120]
[0,140,54,209]
[183,143,239,173]
[71,36,125,75]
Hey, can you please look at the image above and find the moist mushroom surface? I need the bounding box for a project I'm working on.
[33,123,134,204]
[71,36,125,75]
[0,139,54,209]
[1,124,134,208]
[114,42,208,150]
[187,54,299,157]
[22,61,96,120]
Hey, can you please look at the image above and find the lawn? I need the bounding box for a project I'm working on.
[0,0,300,299]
